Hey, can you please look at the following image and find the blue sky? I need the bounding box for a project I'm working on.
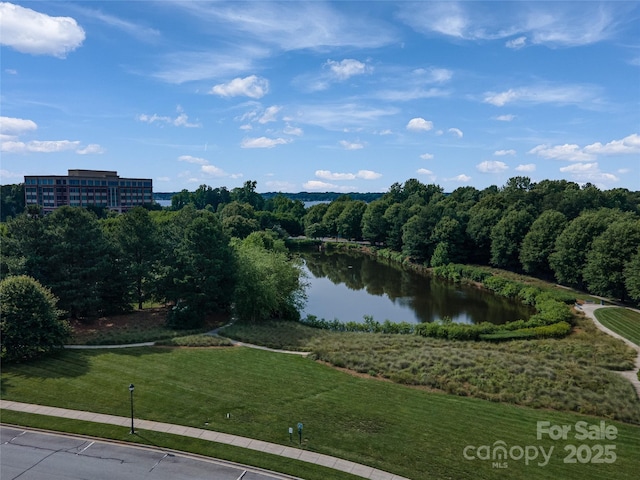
[1,1,639,193]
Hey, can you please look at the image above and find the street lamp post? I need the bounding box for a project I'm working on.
[129,384,135,434]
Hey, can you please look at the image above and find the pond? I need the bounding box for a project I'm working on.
[300,251,533,325]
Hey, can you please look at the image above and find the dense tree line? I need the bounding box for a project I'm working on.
[302,177,640,303]
[2,175,638,337]
[1,202,304,328]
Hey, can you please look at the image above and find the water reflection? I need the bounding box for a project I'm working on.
[301,251,533,325]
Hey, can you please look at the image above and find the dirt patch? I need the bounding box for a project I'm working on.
[70,308,231,344]
[71,308,169,337]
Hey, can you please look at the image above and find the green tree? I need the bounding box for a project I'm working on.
[231,180,264,210]
[167,212,236,328]
[0,183,25,222]
[1,213,49,282]
[321,199,349,237]
[402,206,437,263]
[361,199,390,244]
[383,202,410,251]
[337,200,367,240]
[490,208,535,270]
[0,275,70,362]
[44,207,115,318]
[430,216,465,266]
[583,218,640,300]
[232,240,305,323]
[549,208,620,288]
[109,207,160,309]
[220,201,260,238]
[466,195,506,264]
[624,247,640,302]
[519,210,567,277]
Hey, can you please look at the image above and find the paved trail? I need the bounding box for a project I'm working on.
[0,400,409,480]
[578,304,640,398]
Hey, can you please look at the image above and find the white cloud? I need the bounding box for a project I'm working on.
[495,149,516,156]
[451,174,472,182]
[407,117,433,132]
[303,180,337,190]
[416,168,436,181]
[372,87,449,102]
[315,169,381,181]
[179,155,208,165]
[316,170,356,181]
[448,127,463,138]
[31,140,78,152]
[396,2,620,48]
[283,124,303,136]
[495,114,516,122]
[559,162,619,184]
[258,105,282,124]
[76,144,104,155]
[137,113,171,124]
[506,36,527,49]
[476,161,508,173]
[177,1,396,52]
[356,170,382,180]
[583,133,640,155]
[339,140,365,150]
[138,106,200,128]
[516,164,536,172]
[201,165,228,177]
[294,103,398,131]
[0,116,37,135]
[0,2,85,58]
[530,134,640,163]
[76,6,160,43]
[1,140,80,153]
[420,153,434,160]
[210,75,269,99]
[172,113,201,128]
[528,144,595,162]
[484,89,520,107]
[241,136,290,148]
[325,59,371,80]
[397,2,468,38]
[483,85,600,107]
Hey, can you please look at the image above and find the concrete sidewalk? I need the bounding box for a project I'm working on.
[0,400,410,480]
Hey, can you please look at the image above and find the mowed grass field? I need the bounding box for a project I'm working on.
[594,308,640,346]
[2,346,640,480]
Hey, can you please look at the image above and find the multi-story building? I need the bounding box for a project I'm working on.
[24,169,153,214]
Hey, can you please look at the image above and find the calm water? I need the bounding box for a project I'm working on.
[300,251,533,325]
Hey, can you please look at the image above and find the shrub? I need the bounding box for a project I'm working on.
[1,275,70,362]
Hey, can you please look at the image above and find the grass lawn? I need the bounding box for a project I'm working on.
[2,346,640,480]
[221,318,640,424]
[594,308,640,346]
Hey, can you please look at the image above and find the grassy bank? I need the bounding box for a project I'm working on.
[594,308,640,346]
[221,317,640,424]
[2,346,640,479]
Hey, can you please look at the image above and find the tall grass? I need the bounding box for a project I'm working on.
[222,317,639,424]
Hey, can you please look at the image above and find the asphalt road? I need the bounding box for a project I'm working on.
[0,426,300,480]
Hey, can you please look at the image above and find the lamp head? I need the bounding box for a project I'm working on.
[129,384,134,392]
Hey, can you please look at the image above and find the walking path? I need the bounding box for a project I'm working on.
[578,304,640,398]
[0,400,409,480]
